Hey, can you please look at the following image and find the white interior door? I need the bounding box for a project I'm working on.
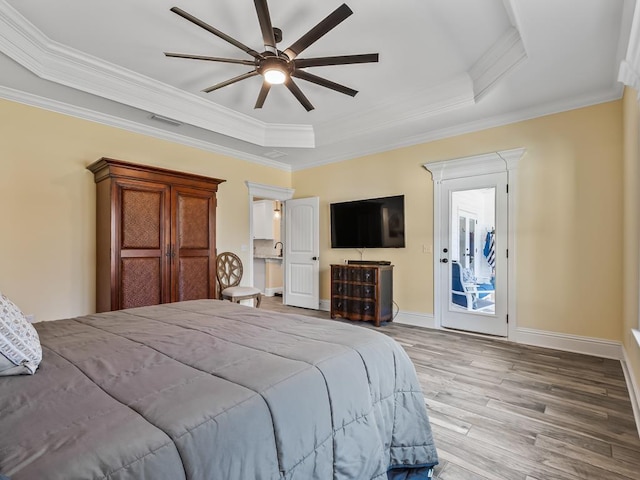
[284,197,319,309]
[439,173,508,336]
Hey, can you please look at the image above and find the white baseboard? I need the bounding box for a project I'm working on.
[393,311,436,328]
[515,327,624,360]
[263,287,283,297]
[319,300,435,328]
[621,347,640,439]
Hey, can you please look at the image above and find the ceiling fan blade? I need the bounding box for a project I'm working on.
[254,0,277,51]
[294,53,379,69]
[170,7,263,59]
[164,52,256,65]
[285,78,314,111]
[202,71,259,93]
[292,70,357,97]
[283,4,353,60]
[255,82,272,109]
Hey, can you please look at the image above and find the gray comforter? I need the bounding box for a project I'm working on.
[0,300,437,479]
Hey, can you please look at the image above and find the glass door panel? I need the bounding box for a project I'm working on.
[440,173,507,336]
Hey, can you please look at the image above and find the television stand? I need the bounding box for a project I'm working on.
[330,263,393,327]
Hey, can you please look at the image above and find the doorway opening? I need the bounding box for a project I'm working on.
[245,182,294,304]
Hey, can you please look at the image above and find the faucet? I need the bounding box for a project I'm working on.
[274,241,283,257]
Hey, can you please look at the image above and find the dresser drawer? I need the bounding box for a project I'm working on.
[331,297,348,316]
[332,281,348,296]
[344,299,376,321]
[332,265,348,281]
[350,283,376,299]
[349,267,377,283]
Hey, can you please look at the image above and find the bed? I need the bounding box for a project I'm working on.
[0,300,438,479]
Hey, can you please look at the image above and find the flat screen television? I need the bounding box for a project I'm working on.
[330,195,405,248]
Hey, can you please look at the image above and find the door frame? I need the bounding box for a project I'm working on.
[424,148,525,341]
[245,182,295,288]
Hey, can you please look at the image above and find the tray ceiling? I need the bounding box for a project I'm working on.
[0,0,633,170]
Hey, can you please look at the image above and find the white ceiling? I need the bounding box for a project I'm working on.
[0,0,634,170]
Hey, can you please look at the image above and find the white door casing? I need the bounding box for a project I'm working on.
[284,197,320,309]
[424,148,525,341]
[245,181,294,288]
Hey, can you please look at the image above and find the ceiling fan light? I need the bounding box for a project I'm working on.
[264,68,286,85]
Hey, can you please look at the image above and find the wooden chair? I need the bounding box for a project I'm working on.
[216,252,262,307]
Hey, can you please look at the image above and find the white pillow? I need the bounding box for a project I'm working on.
[0,292,42,375]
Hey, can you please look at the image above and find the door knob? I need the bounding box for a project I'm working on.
[441,258,448,263]
[312,256,318,261]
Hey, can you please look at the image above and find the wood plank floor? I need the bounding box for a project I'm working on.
[260,296,640,480]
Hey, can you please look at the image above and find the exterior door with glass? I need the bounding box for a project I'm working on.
[439,173,508,336]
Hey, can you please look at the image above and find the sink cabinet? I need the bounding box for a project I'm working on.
[253,200,275,239]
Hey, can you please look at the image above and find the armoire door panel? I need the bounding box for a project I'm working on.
[176,194,210,249]
[177,257,210,301]
[120,188,163,249]
[172,187,216,301]
[115,180,171,309]
[120,257,162,309]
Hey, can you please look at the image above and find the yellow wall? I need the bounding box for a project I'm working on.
[294,100,624,340]
[0,96,626,345]
[622,86,640,393]
[0,98,291,321]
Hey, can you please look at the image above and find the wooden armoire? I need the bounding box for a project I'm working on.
[88,158,225,312]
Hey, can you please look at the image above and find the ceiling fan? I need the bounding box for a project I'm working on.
[164,1,379,111]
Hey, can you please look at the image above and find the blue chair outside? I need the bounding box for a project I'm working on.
[451,261,494,312]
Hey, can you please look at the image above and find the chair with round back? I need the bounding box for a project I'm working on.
[216,252,262,307]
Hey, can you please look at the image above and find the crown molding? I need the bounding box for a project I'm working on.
[0,85,293,172]
[0,0,314,149]
[291,86,622,171]
[469,27,528,101]
[264,123,315,148]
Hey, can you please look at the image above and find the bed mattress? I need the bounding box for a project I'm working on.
[0,300,437,479]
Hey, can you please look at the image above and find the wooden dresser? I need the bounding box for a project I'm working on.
[330,263,394,327]
[88,158,225,312]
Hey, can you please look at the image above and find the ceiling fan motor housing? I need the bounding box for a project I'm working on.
[257,54,294,76]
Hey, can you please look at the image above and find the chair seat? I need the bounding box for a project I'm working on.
[473,297,495,312]
[222,286,261,297]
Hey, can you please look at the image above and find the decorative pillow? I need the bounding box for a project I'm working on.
[0,292,42,375]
